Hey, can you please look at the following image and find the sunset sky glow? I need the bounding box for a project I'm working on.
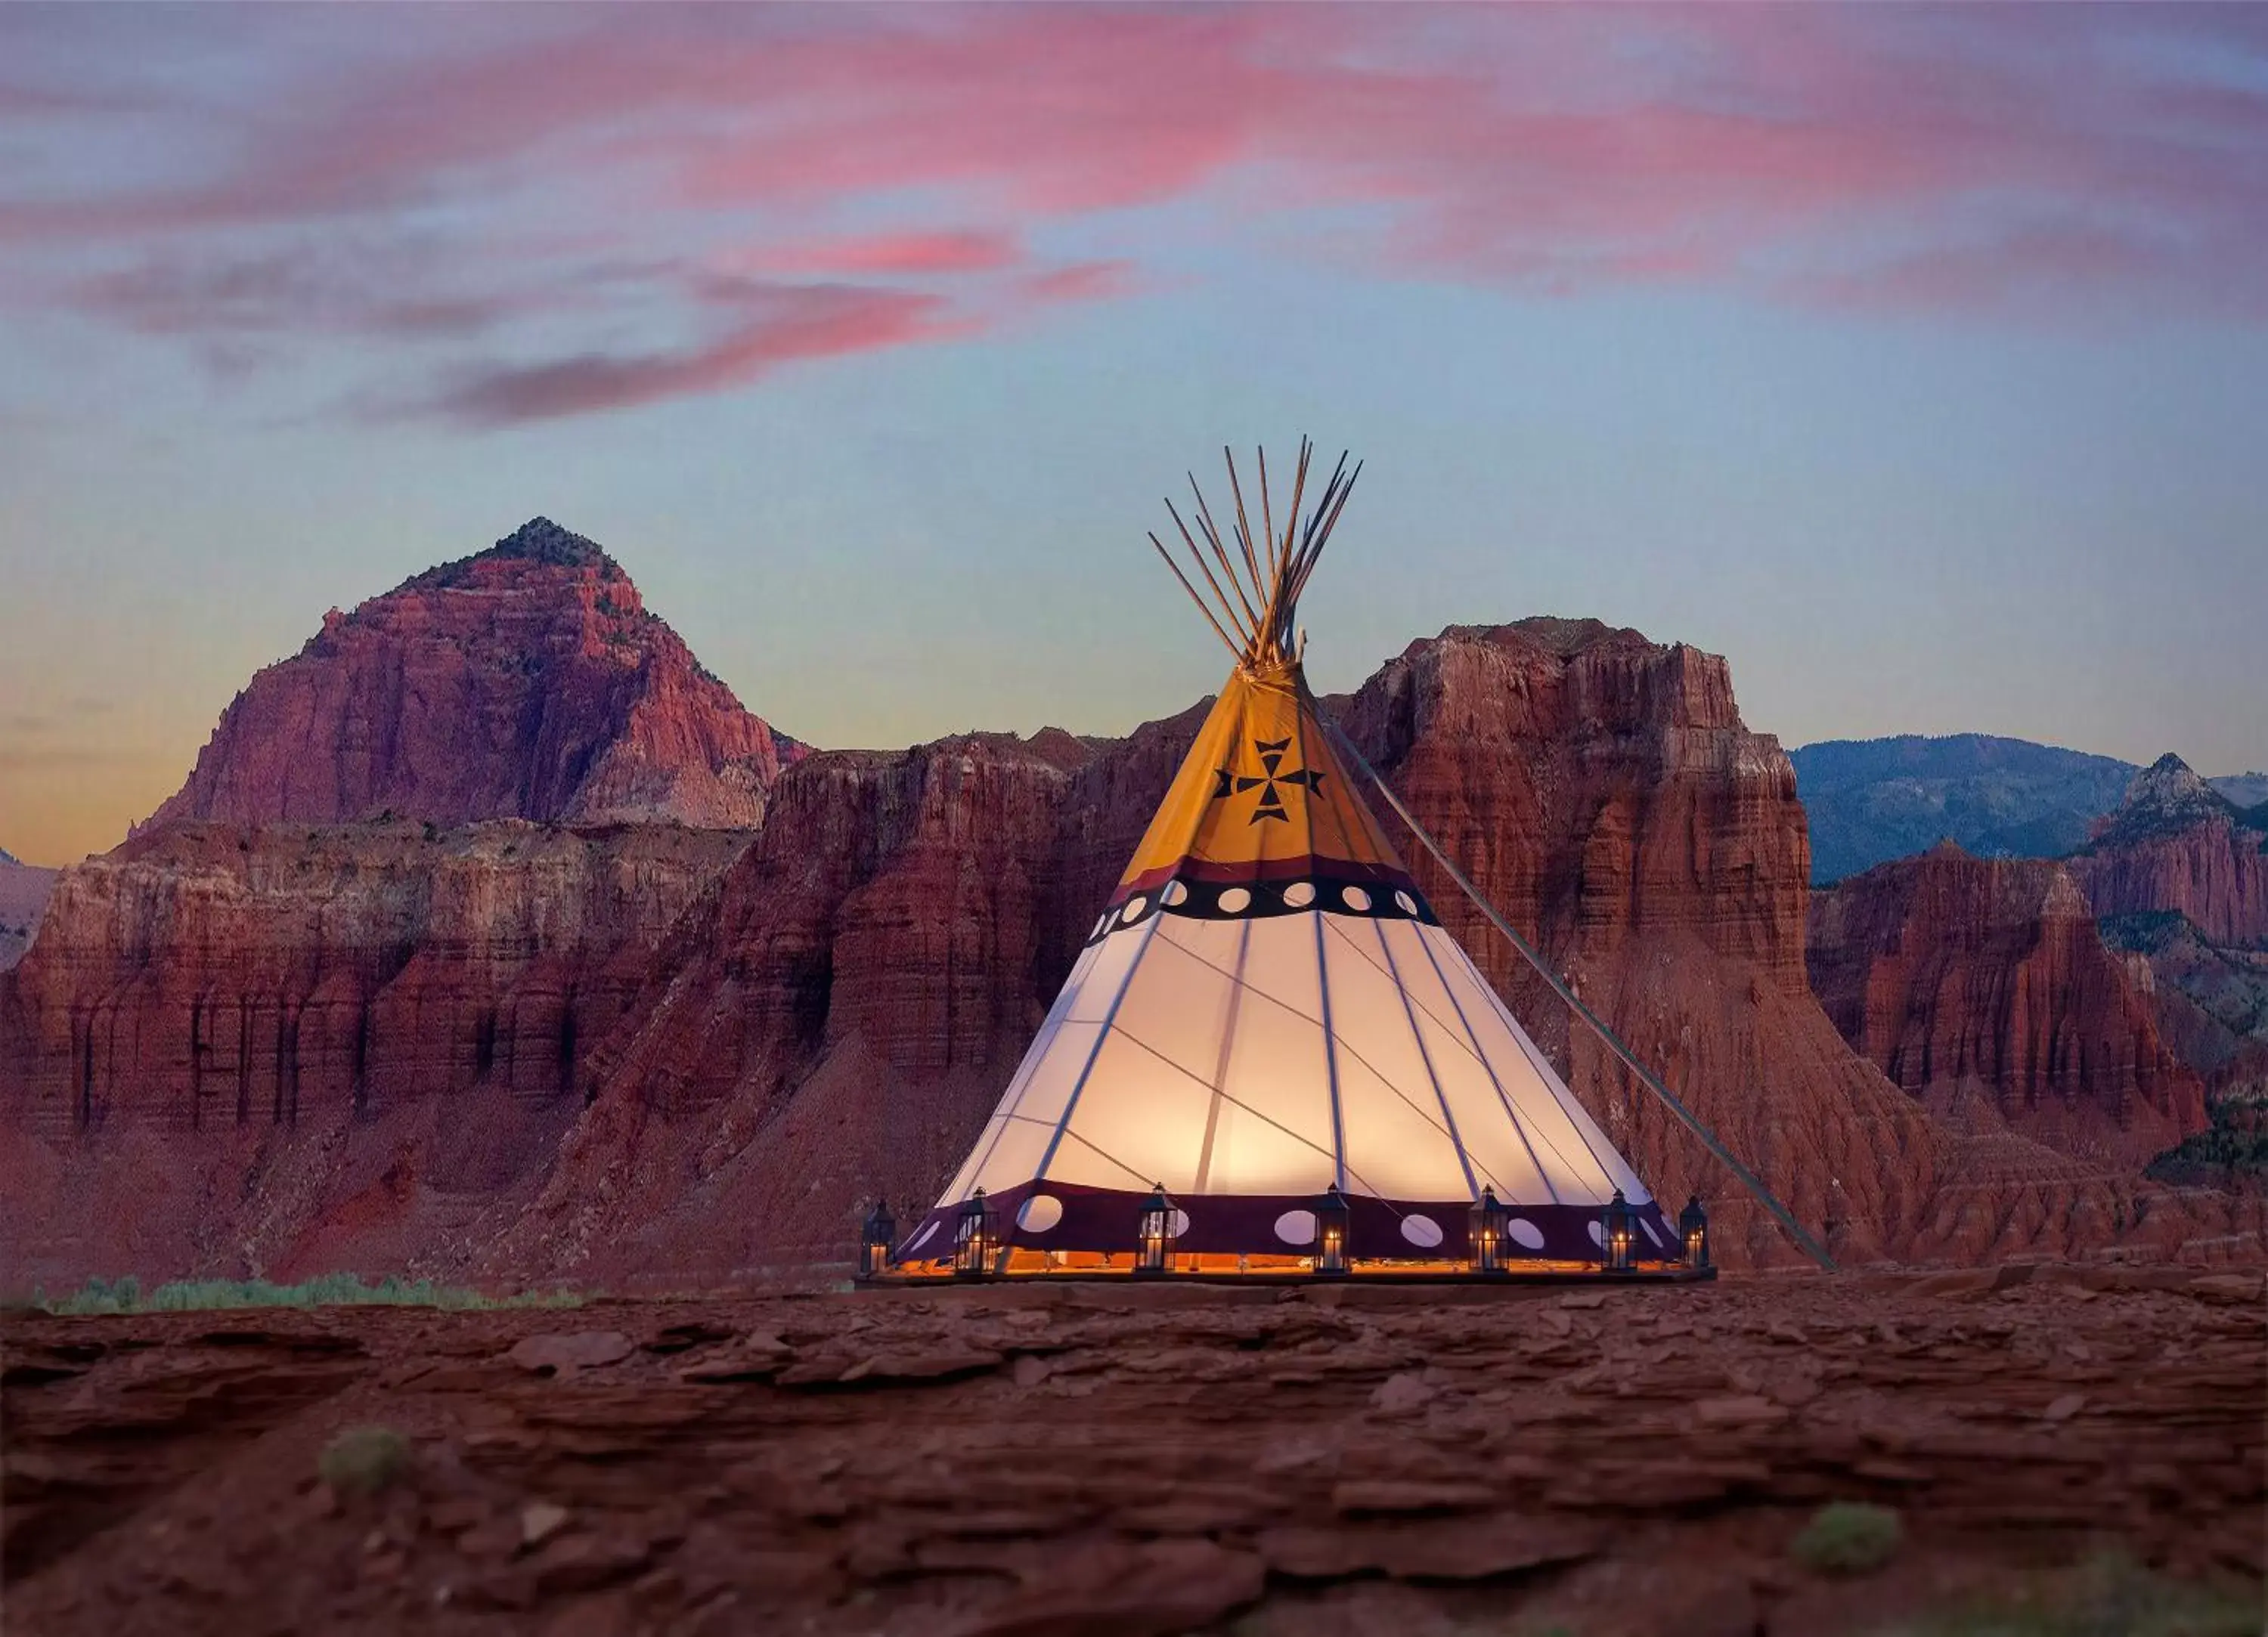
[3,3,2264,862]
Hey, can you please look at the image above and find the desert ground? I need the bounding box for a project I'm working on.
[4,1265,2262,1636]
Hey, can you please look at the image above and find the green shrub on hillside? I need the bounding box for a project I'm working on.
[1792,1502,1904,1576]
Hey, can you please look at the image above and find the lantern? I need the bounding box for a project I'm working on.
[1135,1183,1177,1276]
[1467,1187,1509,1275]
[953,1188,996,1279]
[1600,1188,1637,1273]
[858,1196,897,1280]
[1312,1184,1352,1277]
[1678,1194,1711,1270]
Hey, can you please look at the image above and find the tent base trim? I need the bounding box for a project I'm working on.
[862,1259,1715,1286]
[894,1179,1684,1267]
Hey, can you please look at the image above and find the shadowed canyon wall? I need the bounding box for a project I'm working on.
[1807,845,2207,1167]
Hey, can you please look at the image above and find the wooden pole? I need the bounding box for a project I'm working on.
[1163,500,1257,648]
[1257,446,1278,588]
[1185,477,1253,658]
[1147,534,1245,660]
[1276,456,1349,648]
[1267,442,1313,658]
[1223,448,1270,624]
[1286,459,1360,619]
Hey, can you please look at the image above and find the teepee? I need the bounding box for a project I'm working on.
[888,442,1688,1276]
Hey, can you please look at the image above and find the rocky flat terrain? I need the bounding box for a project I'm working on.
[4,1270,2261,1636]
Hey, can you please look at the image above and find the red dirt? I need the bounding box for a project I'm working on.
[5,1267,2260,1635]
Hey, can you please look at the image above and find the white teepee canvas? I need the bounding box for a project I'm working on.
[894,444,1678,1270]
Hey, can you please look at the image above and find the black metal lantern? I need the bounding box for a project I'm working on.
[1678,1193,1710,1270]
[1600,1188,1637,1273]
[859,1196,897,1280]
[1467,1187,1509,1275]
[953,1188,996,1279]
[1134,1183,1177,1276]
[1312,1184,1352,1277]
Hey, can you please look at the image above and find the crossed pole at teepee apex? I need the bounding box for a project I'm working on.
[1316,707,1839,1273]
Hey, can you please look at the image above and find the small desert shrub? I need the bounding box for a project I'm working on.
[320,1425,411,1498]
[33,1272,581,1315]
[1792,1502,1904,1576]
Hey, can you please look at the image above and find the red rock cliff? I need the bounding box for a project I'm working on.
[2067,756,2268,950]
[1335,620,1811,990]
[500,621,1956,1281]
[484,732,1093,1276]
[1334,621,1941,1267]
[8,624,2253,1286]
[144,519,801,834]
[1808,843,2208,1165]
[0,821,747,1284]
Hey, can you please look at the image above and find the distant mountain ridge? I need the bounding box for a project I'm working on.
[2081,754,2267,850]
[1791,734,2264,883]
[2068,754,2268,952]
[1790,734,2136,883]
[142,518,804,835]
[2214,772,2268,809]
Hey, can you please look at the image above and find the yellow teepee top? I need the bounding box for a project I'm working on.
[1115,659,1408,900]
[1114,440,1419,908]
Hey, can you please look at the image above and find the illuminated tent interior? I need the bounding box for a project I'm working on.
[879,442,1707,1280]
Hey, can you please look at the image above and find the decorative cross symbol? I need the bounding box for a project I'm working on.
[1212,736,1325,824]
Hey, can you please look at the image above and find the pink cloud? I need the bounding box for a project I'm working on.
[4,5,2261,423]
[1022,260,1139,307]
[410,282,967,427]
[731,229,1021,277]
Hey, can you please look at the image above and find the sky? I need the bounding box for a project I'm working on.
[2,4,2264,865]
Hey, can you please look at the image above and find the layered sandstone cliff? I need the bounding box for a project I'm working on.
[1808,843,2207,1165]
[2067,756,2268,950]
[0,822,747,1283]
[482,732,1098,1276]
[1332,621,1940,1267]
[144,519,801,834]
